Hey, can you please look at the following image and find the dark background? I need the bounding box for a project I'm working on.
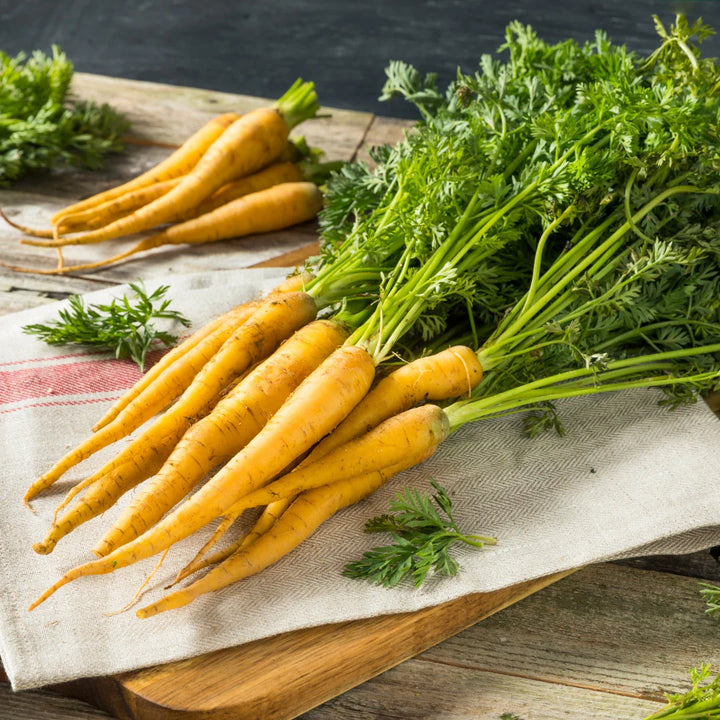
[1,1,720,118]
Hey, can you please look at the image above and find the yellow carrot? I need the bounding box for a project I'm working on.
[49,112,240,225]
[17,182,324,275]
[93,318,348,556]
[54,177,184,236]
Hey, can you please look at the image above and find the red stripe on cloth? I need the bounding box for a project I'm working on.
[0,350,167,405]
[0,395,123,415]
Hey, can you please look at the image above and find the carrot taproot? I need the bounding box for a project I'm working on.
[27,344,375,610]
[39,362,259,550]
[53,176,184,236]
[29,82,319,249]
[303,345,482,465]
[16,182,324,275]
[92,272,310,433]
[48,112,240,225]
[23,290,318,504]
[34,430,184,555]
[92,318,349,557]
[135,462,412,618]
[172,498,292,584]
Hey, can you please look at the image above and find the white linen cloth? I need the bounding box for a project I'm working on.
[1,267,719,691]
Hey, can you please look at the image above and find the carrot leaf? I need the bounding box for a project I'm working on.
[343,480,496,588]
[22,282,190,371]
[0,45,129,185]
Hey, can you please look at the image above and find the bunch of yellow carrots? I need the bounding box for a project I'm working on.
[2,79,324,273]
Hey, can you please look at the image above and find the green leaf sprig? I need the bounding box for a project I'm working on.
[0,45,129,185]
[343,480,496,588]
[22,282,190,371]
[699,582,720,620]
[642,664,720,719]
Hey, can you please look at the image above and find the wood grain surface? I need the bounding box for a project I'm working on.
[1,72,720,720]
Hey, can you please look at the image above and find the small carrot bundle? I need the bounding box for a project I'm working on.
[136,463,409,618]
[92,318,349,557]
[22,181,324,275]
[24,289,318,505]
[49,112,241,226]
[26,80,319,249]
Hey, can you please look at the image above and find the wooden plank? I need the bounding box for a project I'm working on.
[7,563,716,719]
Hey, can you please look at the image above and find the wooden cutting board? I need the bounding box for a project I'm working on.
[42,570,572,720]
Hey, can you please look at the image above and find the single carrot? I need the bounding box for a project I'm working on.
[30,82,319,249]
[49,112,240,225]
[92,272,310,432]
[93,318,349,557]
[23,290,318,504]
[17,182,324,275]
[303,345,483,464]
[135,462,412,618]
[28,344,375,610]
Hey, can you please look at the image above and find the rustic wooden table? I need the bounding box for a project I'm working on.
[2,74,720,720]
